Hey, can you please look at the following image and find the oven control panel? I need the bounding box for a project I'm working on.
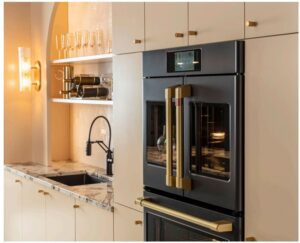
[167,49,201,72]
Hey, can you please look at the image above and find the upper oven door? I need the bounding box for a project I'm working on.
[183,75,244,211]
[143,77,183,195]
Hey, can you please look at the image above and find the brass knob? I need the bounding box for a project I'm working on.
[15,179,21,183]
[188,31,198,36]
[134,220,142,225]
[133,39,142,44]
[246,236,257,241]
[175,33,184,38]
[246,21,258,27]
[73,204,80,208]
[38,189,44,193]
[43,192,49,196]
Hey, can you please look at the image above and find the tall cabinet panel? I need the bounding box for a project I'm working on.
[245,3,298,38]
[113,53,143,211]
[112,3,144,54]
[145,3,188,50]
[188,3,244,45]
[4,171,22,241]
[245,34,298,240]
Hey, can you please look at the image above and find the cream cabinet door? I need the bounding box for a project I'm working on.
[22,180,46,240]
[114,203,144,241]
[145,3,188,50]
[245,34,298,241]
[188,3,244,45]
[45,189,75,241]
[75,200,113,241]
[245,3,298,38]
[113,53,143,211]
[4,171,22,241]
[112,3,144,54]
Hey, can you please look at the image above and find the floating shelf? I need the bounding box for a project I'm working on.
[51,98,113,106]
[51,53,114,65]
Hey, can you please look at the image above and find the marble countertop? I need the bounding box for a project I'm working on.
[4,161,114,211]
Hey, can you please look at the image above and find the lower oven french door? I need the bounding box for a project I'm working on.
[137,192,243,241]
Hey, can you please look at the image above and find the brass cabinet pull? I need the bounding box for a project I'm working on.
[246,21,258,27]
[15,179,21,183]
[134,220,143,225]
[246,237,257,241]
[38,189,44,193]
[165,87,176,187]
[135,197,232,232]
[43,192,49,196]
[133,39,142,44]
[175,33,184,38]
[73,204,80,208]
[175,85,192,190]
[188,30,198,36]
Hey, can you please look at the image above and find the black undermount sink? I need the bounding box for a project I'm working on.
[45,173,109,186]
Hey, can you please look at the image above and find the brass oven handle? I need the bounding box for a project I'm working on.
[165,87,176,187]
[135,197,232,233]
[175,85,192,190]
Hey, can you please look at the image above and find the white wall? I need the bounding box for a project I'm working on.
[4,3,32,163]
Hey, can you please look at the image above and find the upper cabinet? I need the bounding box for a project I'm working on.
[189,3,244,45]
[112,3,144,54]
[245,3,298,38]
[145,3,188,50]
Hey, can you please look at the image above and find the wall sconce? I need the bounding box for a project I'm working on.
[18,47,41,91]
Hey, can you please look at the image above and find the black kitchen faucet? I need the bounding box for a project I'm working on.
[86,115,113,176]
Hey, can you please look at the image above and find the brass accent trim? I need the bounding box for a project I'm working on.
[134,220,143,225]
[73,204,80,208]
[135,197,232,232]
[38,189,44,193]
[133,39,142,44]
[31,61,41,91]
[165,87,176,187]
[15,179,21,183]
[246,21,258,27]
[175,85,192,190]
[188,30,198,36]
[175,33,184,38]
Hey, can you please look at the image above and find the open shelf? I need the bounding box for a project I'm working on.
[51,53,114,65]
[51,98,113,106]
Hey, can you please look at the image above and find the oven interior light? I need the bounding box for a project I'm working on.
[211,132,225,140]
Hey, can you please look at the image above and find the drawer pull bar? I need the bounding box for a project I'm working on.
[73,204,80,208]
[38,189,44,193]
[134,220,142,225]
[43,192,49,196]
[246,21,258,27]
[133,39,142,44]
[15,179,21,183]
[135,197,232,233]
[175,33,184,38]
[188,30,198,36]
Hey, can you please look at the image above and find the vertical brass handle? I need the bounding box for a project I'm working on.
[188,31,198,36]
[165,87,176,187]
[175,33,184,38]
[246,21,258,27]
[175,85,192,190]
[133,39,142,44]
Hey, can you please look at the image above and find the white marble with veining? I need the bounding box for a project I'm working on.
[4,161,114,211]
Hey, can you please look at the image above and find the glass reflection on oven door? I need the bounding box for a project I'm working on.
[146,101,176,168]
[190,102,230,180]
[146,211,226,241]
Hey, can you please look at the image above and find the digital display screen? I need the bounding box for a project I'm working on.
[167,49,201,73]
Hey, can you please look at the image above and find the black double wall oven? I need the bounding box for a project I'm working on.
[138,41,244,241]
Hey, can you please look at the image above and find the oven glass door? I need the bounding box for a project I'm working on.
[183,75,243,211]
[146,210,227,241]
[144,77,183,195]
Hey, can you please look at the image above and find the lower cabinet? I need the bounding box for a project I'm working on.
[45,189,76,241]
[4,171,22,241]
[114,203,144,241]
[22,179,46,241]
[75,200,113,241]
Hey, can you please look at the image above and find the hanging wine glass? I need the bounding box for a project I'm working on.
[66,33,75,58]
[96,29,103,54]
[60,33,67,58]
[89,31,96,55]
